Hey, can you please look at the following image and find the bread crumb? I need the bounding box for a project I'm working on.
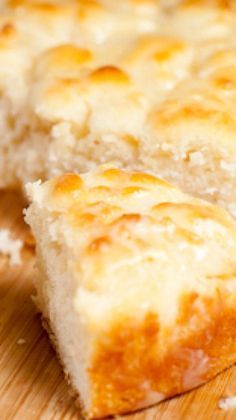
[0,229,23,265]
[218,396,236,410]
[17,338,26,345]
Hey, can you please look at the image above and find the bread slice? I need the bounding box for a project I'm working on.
[1,1,236,218]
[25,165,236,418]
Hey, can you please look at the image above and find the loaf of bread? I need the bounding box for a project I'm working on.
[26,165,236,418]
[0,0,161,187]
[0,1,236,217]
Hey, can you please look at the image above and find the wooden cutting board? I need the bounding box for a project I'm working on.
[1,190,236,420]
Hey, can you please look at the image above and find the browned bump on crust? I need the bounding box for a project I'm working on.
[210,68,236,91]
[130,172,171,187]
[181,0,231,9]
[69,212,97,229]
[89,66,130,84]
[0,22,18,48]
[158,102,217,121]
[121,134,140,150]
[153,42,185,62]
[77,0,103,19]
[0,23,15,37]
[8,0,68,15]
[126,36,188,66]
[214,76,236,90]
[153,101,236,129]
[100,167,132,183]
[121,185,147,196]
[7,0,24,7]
[88,236,112,253]
[89,295,236,418]
[52,173,83,196]
[42,45,92,70]
[68,204,121,228]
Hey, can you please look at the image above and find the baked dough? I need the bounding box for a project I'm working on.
[26,165,236,418]
[0,1,236,217]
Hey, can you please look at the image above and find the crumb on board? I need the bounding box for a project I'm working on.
[218,396,236,410]
[16,338,26,345]
[0,229,23,265]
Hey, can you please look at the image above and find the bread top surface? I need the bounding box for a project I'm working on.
[26,166,236,330]
[1,0,236,137]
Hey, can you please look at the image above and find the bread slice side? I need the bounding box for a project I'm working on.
[25,166,236,418]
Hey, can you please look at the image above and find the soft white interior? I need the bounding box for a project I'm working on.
[26,205,93,413]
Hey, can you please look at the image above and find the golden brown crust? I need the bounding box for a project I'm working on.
[52,173,84,195]
[89,66,130,85]
[89,295,236,417]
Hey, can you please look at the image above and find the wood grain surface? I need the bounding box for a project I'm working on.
[0,190,236,420]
